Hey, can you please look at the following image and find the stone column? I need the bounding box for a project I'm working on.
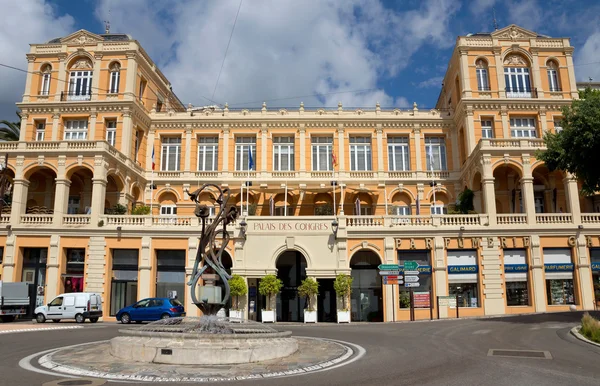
[465,108,476,154]
[565,50,579,99]
[22,55,36,102]
[9,178,28,226]
[500,108,509,139]
[54,54,67,102]
[88,111,97,141]
[413,124,422,171]
[433,236,448,318]
[384,237,395,321]
[521,155,536,224]
[576,235,594,309]
[481,237,504,315]
[18,113,28,142]
[52,179,71,226]
[51,112,60,141]
[261,124,268,175]
[493,47,505,98]
[529,235,546,312]
[91,53,103,101]
[86,236,107,313]
[222,125,230,173]
[120,109,133,157]
[124,52,138,100]
[186,237,200,317]
[530,49,544,98]
[184,125,192,172]
[90,156,108,226]
[564,173,581,224]
[138,236,152,301]
[1,234,16,282]
[45,235,61,301]
[458,48,472,98]
[299,124,306,176]
[482,154,496,226]
[337,124,345,174]
[450,127,460,172]
[376,124,384,178]
[539,110,548,134]
[145,127,155,170]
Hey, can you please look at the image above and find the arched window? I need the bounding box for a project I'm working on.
[503,54,532,98]
[547,60,560,92]
[475,59,489,91]
[67,58,93,101]
[40,64,52,96]
[109,62,120,94]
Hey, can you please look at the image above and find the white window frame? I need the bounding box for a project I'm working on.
[109,69,120,94]
[349,136,372,171]
[425,137,447,171]
[234,137,256,171]
[510,118,537,138]
[197,136,219,171]
[161,137,181,171]
[41,73,51,96]
[547,67,560,92]
[392,206,411,215]
[63,120,88,140]
[504,67,532,98]
[273,136,295,171]
[431,204,447,215]
[476,68,489,91]
[106,120,117,146]
[481,120,494,139]
[311,136,333,171]
[67,70,93,100]
[160,205,177,216]
[554,119,563,134]
[35,122,45,141]
[139,79,146,102]
[388,136,410,171]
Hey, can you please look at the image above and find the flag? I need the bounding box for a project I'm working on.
[151,148,155,170]
[355,197,361,216]
[248,146,255,170]
[331,152,338,168]
[270,195,275,216]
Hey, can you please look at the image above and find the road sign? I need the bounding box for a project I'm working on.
[379,270,400,276]
[379,264,400,270]
[404,276,419,283]
[404,270,420,276]
[405,282,420,288]
[404,261,419,271]
[413,292,430,308]
[384,275,398,280]
[383,277,398,285]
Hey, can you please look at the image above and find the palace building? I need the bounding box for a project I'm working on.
[1,24,599,322]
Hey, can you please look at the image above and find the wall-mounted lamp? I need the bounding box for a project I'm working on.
[460,226,465,231]
[117,226,122,232]
[332,219,339,239]
[578,225,584,230]
[5,224,11,230]
[239,220,248,239]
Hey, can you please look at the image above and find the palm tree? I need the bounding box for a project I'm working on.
[0,112,21,141]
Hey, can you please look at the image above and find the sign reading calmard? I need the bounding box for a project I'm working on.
[252,222,330,231]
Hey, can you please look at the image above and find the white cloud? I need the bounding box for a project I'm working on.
[95,0,459,109]
[507,0,543,32]
[0,0,75,118]
[575,30,600,82]
[417,76,445,89]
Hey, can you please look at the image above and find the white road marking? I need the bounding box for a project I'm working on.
[0,326,83,334]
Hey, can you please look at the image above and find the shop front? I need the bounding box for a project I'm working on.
[21,248,47,316]
[543,248,576,307]
[447,250,481,312]
[62,248,85,293]
[110,249,139,316]
[350,250,383,322]
[397,249,432,321]
[589,248,600,308]
[503,249,530,307]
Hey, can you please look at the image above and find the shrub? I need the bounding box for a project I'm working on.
[131,205,151,215]
[581,313,600,343]
[298,278,319,311]
[333,274,353,311]
[112,203,127,215]
[314,204,333,216]
[228,275,248,310]
[258,275,282,311]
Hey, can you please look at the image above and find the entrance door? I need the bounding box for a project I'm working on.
[350,250,383,322]
[317,279,336,322]
[67,196,80,214]
[110,281,138,316]
[534,193,544,213]
[276,251,307,322]
[22,248,48,317]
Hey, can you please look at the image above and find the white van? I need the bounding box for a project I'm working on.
[34,292,103,324]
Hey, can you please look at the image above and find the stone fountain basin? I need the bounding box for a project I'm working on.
[110,328,298,365]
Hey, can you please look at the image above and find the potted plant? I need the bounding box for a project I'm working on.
[258,274,282,323]
[131,205,151,215]
[298,277,319,323]
[228,274,248,320]
[334,273,353,323]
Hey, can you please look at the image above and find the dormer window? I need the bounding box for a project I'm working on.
[504,54,532,98]
[547,60,561,92]
[109,62,120,94]
[476,59,490,91]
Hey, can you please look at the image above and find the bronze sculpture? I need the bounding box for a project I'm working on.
[186,184,239,315]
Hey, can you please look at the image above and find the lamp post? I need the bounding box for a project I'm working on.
[331,219,339,239]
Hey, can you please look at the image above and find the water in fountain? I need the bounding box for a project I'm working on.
[135,315,279,335]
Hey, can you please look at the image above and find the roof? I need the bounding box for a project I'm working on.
[46,33,132,44]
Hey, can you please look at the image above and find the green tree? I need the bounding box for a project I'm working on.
[333,273,353,311]
[0,112,21,141]
[537,88,600,194]
[298,277,319,311]
[228,274,248,310]
[131,205,151,215]
[258,274,282,311]
[456,188,475,214]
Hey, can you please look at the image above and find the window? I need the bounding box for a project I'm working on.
[110,249,139,316]
[431,205,447,215]
[504,67,532,97]
[160,205,177,216]
[391,206,411,215]
[156,250,185,300]
[398,251,432,309]
[350,136,372,171]
[425,137,447,171]
[547,61,560,92]
[235,137,256,171]
[134,130,142,161]
[544,248,575,305]
[273,136,295,171]
[49,297,63,307]
[35,121,45,141]
[40,64,51,96]
[554,119,563,134]
[109,62,120,94]
[198,136,219,171]
[64,249,85,293]
[447,250,479,308]
[481,120,494,139]
[63,120,88,140]
[311,136,333,171]
[510,118,537,138]
[504,249,529,306]
[156,98,164,112]
[161,137,181,171]
[68,70,93,100]
[139,79,147,101]
[388,137,410,171]
[476,59,489,91]
[106,120,117,146]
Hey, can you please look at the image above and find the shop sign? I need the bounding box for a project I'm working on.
[448,265,479,274]
[504,264,528,273]
[544,263,574,272]
[438,295,457,308]
[252,221,330,232]
[413,292,430,308]
[398,265,432,274]
[592,262,600,271]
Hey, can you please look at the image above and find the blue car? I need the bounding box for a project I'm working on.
[116,298,185,324]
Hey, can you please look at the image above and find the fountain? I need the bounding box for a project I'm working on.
[109,184,298,365]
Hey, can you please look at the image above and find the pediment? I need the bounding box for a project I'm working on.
[60,30,104,46]
[491,25,538,41]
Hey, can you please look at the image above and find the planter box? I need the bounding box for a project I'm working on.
[304,310,317,323]
[337,310,350,323]
[261,309,276,323]
[229,310,244,320]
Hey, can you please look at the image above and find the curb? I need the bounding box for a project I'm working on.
[0,326,83,335]
[570,326,600,348]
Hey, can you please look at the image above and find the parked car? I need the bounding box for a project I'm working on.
[34,292,103,323]
[116,298,185,324]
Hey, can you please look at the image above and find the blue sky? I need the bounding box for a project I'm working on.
[1,0,599,118]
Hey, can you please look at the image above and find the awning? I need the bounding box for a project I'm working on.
[61,274,84,278]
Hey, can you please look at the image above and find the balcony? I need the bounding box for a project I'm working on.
[61,91,92,101]
[535,213,573,225]
[497,214,527,225]
[346,214,489,229]
[506,87,538,98]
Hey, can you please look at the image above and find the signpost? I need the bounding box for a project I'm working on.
[403,261,419,271]
[378,264,400,270]
[379,271,401,276]
[404,276,419,283]
[405,282,420,288]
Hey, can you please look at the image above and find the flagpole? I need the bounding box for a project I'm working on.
[284,182,288,216]
[332,154,336,217]
[429,146,437,212]
[384,183,388,215]
[247,145,251,216]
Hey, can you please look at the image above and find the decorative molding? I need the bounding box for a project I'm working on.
[503,54,527,66]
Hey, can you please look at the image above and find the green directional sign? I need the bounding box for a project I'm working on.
[378,264,400,270]
[403,260,419,271]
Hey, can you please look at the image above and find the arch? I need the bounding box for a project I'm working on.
[25,167,57,213]
[313,192,333,205]
[40,63,52,73]
[67,167,93,214]
[387,186,416,202]
[502,48,533,66]
[157,191,178,205]
[23,163,58,180]
[131,185,142,204]
[108,61,122,72]
[390,191,412,206]
[545,58,560,69]
[425,186,452,201]
[273,192,294,207]
[66,52,94,70]
[274,247,309,322]
[349,248,383,266]
[491,159,524,176]
[65,163,94,179]
[475,57,489,68]
[270,244,312,269]
[197,191,216,205]
[429,191,450,206]
[153,186,182,202]
[471,171,482,191]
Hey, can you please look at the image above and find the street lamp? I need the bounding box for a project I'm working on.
[331,219,339,239]
[239,219,247,239]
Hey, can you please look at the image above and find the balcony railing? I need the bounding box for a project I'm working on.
[0,214,9,224]
[346,214,488,228]
[535,213,573,224]
[497,214,527,225]
[63,215,91,225]
[61,91,92,101]
[506,87,538,98]
[20,214,53,225]
[582,213,600,224]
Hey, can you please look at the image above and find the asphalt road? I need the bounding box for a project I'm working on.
[2,312,600,386]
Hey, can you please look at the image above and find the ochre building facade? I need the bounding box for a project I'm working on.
[1,25,599,322]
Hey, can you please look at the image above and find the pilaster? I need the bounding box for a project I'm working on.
[91,53,103,101]
[138,236,152,301]
[482,237,504,315]
[521,155,536,224]
[565,50,579,99]
[88,110,97,140]
[19,113,28,141]
[45,235,61,301]
[1,234,16,282]
[529,235,546,312]
[337,124,345,173]
[120,109,133,157]
[493,47,506,98]
[299,124,306,174]
[433,236,448,318]
[465,108,476,154]
[222,125,230,173]
[413,124,422,171]
[376,124,384,178]
[482,154,497,225]
[500,108,509,139]
[22,54,35,102]
[54,54,67,102]
[86,236,107,312]
[184,125,192,172]
[539,110,548,134]
[145,126,155,170]
[124,52,139,99]
[51,112,60,141]
[458,48,472,98]
[530,49,544,98]
[576,235,594,309]
[564,173,581,224]
[260,124,268,175]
